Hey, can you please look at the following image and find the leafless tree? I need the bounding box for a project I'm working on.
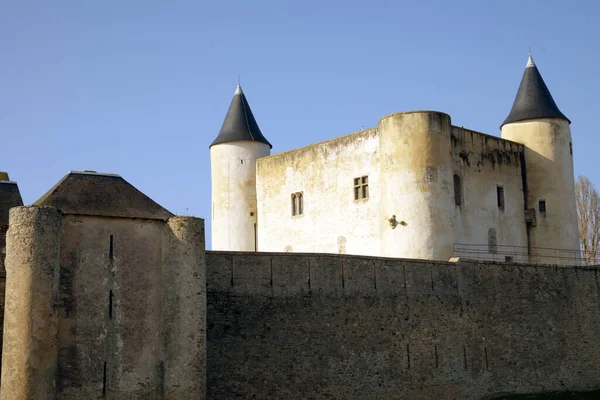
[575,175,600,265]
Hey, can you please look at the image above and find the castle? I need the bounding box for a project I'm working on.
[210,55,580,263]
[0,55,599,400]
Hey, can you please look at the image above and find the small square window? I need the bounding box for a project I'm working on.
[497,186,505,211]
[539,200,546,213]
[291,192,303,216]
[354,175,369,200]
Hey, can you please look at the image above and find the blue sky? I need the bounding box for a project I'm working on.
[1,1,599,248]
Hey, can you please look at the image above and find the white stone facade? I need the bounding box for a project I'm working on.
[210,58,581,263]
[253,111,556,262]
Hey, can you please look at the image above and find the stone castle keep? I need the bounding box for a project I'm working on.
[211,56,579,262]
[1,56,599,399]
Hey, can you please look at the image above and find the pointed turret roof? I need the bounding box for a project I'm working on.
[501,55,570,128]
[210,84,272,148]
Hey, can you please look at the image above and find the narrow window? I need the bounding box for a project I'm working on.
[539,200,546,213]
[569,142,572,155]
[354,175,369,200]
[454,174,463,206]
[291,192,303,216]
[109,290,113,319]
[497,186,505,211]
[102,361,107,396]
[488,228,497,254]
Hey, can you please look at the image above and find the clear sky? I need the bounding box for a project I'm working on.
[1,1,599,248]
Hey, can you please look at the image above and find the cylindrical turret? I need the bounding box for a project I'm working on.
[162,216,207,399]
[502,119,579,254]
[378,111,455,260]
[210,84,271,251]
[1,206,62,400]
[211,142,270,251]
[501,56,579,258]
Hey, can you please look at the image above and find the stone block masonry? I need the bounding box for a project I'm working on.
[0,175,24,371]
[1,207,62,399]
[1,206,206,400]
[206,251,600,400]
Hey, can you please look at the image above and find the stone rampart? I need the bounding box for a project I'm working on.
[206,251,600,399]
[1,207,206,400]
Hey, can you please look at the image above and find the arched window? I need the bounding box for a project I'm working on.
[454,174,463,206]
[488,228,497,254]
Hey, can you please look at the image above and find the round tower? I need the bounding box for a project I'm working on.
[378,111,455,260]
[501,56,579,258]
[210,84,271,251]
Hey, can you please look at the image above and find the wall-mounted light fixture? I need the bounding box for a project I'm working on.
[388,215,407,229]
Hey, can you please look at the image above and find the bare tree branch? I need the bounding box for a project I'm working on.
[575,175,600,265]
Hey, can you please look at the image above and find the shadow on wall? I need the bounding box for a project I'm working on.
[206,251,600,400]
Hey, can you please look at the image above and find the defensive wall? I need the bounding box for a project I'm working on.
[1,171,598,399]
[0,172,207,400]
[206,251,600,400]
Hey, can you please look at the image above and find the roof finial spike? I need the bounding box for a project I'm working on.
[526,46,535,68]
[234,75,242,95]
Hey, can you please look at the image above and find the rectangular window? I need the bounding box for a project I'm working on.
[354,176,369,200]
[291,192,303,216]
[539,200,546,213]
[497,186,505,211]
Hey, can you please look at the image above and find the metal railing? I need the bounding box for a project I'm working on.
[451,243,593,265]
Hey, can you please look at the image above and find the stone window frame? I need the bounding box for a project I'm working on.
[354,176,369,201]
[291,192,304,216]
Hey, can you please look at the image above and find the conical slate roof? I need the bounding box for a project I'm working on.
[210,84,272,148]
[501,56,570,128]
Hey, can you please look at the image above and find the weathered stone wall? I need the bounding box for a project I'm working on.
[0,179,24,272]
[1,207,62,399]
[206,251,600,400]
[378,111,455,260]
[256,128,381,256]
[254,117,534,262]
[57,214,166,399]
[451,127,528,259]
[0,178,24,383]
[502,118,580,257]
[1,208,206,400]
